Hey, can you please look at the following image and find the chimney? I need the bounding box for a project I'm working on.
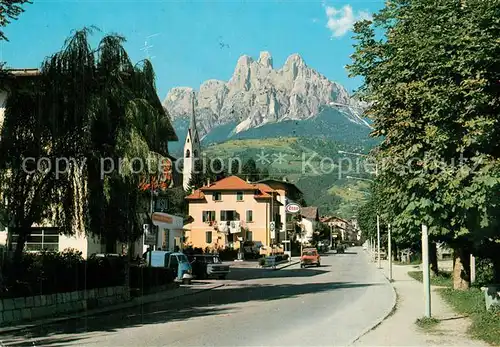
[207,178,211,186]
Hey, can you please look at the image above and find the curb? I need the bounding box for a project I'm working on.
[346,261,398,345]
[274,260,300,270]
[0,284,224,334]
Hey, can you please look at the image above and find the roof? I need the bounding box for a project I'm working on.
[301,206,319,220]
[257,178,303,195]
[185,176,281,204]
[185,189,205,200]
[6,68,41,77]
[320,215,348,224]
[201,176,269,192]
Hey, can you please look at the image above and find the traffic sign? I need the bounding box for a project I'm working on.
[155,198,168,212]
[145,232,156,245]
[285,203,301,213]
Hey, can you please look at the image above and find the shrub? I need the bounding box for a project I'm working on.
[1,250,126,298]
[474,258,495,288]
[258,258,266,266]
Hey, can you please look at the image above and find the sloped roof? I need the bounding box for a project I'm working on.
[320,215,348,224]
[185,176,281,204]
[201,176,256,191]
[257,178,303,195]
[185,189,205,200]
[301,206,319,220]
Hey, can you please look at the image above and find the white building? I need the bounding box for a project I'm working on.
[182,92,201,191]
[297,207,319,245]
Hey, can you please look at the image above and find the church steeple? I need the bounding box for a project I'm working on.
[189,92,197,136]
[183,90,201,191]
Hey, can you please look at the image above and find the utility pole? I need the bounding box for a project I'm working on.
[388,223,392,281]
[422,224,431,317]
[377,214,381,269]
[470,254,476,284]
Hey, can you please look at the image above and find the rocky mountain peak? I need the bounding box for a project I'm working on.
[258,51,273,69]
[163,52,368,139]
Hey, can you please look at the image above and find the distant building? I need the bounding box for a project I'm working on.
[297,207,319,245]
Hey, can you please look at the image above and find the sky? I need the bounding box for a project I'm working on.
[2,0,384,101]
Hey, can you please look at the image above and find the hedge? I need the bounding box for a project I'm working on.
[0,249,125,299]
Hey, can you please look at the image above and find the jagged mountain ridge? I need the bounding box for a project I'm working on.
[162,51,370,140]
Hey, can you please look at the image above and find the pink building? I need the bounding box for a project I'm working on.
[185,176,282,251]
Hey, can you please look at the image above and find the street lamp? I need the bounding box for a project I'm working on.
[339,151,382,269]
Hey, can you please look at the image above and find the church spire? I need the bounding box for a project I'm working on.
[189,91,197,138]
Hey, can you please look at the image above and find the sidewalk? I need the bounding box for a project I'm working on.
[0,281,223,334]
[353,258,489,346]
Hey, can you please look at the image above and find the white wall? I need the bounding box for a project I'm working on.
[298,218,315,244]
[0,90,7,131]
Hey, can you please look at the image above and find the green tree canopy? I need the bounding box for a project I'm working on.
[348,0,500,286]
[0,28,177,256]
[1,0,31,42]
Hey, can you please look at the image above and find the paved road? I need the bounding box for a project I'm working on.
[0,247,394,346]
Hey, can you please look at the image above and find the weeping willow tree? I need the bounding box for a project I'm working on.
[0,28,177,257]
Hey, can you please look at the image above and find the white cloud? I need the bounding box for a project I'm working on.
[325,4,372,38]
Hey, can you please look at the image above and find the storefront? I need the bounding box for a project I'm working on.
[152,212,184,251]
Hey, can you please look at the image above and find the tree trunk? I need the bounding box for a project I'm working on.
[13,228,28,263]
[453,247,471,290]
[429,242,439,277]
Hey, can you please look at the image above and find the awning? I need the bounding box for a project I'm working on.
[152,212,183,229]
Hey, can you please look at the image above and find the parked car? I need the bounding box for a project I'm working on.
[242,241,263,258]
[146,250,193,284]
[189,254,230,279]
[300,248,321,268]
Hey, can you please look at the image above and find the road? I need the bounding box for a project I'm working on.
[0,247,394,346]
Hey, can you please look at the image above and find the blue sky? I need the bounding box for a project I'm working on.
[2,0,383,100]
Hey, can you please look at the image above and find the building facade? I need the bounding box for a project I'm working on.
[257,178,303,243]
[297,207,319,245]
[185,176,282,251]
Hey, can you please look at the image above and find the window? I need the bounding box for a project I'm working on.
[11,228,59,252]
[206,231,212,243]
[246,210,253,222]
[212,192,221,201]
[236,191,244,201]
[185,149,191,158]
[193,149,198,157]
[246,230,253,241]
[202,211,216,222]
[169,254,179,268]
[220,210,239,221]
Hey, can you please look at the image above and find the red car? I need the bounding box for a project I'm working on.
[300,248,321,268]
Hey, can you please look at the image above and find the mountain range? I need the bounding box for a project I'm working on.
[162,52,377,217]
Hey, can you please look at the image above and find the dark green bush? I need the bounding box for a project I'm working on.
[1,249,126,298]
[474,258,495,288]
